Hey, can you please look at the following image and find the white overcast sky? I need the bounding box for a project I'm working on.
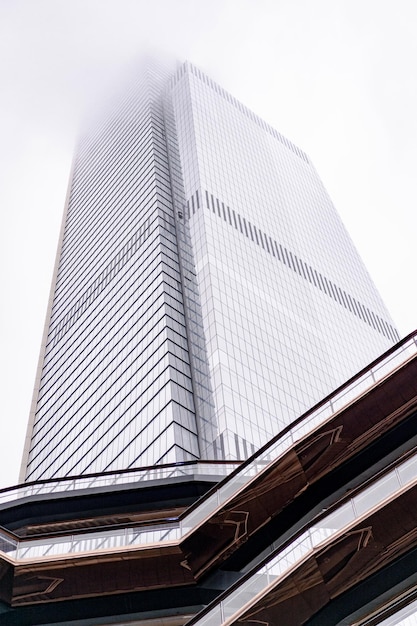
[1,0,416,488]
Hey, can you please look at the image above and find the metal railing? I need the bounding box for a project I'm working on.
[190,450,417,625]
[0,461,239,507]
[1,332,416,563]
[179,332,417,536]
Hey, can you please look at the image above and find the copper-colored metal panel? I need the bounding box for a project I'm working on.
[232,484,417,625]
[3,358,417,608]
[11,545,196,606]
[235,558,329,626]
[20,507,186,537]
[181,359,417,579]
[0,559,14,604]
[180,450,306,576]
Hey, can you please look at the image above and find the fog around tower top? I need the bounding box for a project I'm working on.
[1,0,417,488]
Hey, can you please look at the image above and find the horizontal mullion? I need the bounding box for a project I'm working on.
[34,335,176,452]
[52,200,161,318]
[60,382,175,477]
[67,123,156,228]
[39,273,186,410]
[42,254,186,394]
[59,151,159,274]
[28,361,174,479]
[75,86,151,163]
[43,240,167,374]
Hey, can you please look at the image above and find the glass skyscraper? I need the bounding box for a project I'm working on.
[4,59,415,626]
[20,60,398,483]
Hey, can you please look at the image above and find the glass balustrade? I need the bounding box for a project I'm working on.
[0,461,239,506]
[1,430,415,566]
[179,334,417,535]
[0,334,416,565]
[190,448,417,625]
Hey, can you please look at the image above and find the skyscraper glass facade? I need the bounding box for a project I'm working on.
[20,60,399,482]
